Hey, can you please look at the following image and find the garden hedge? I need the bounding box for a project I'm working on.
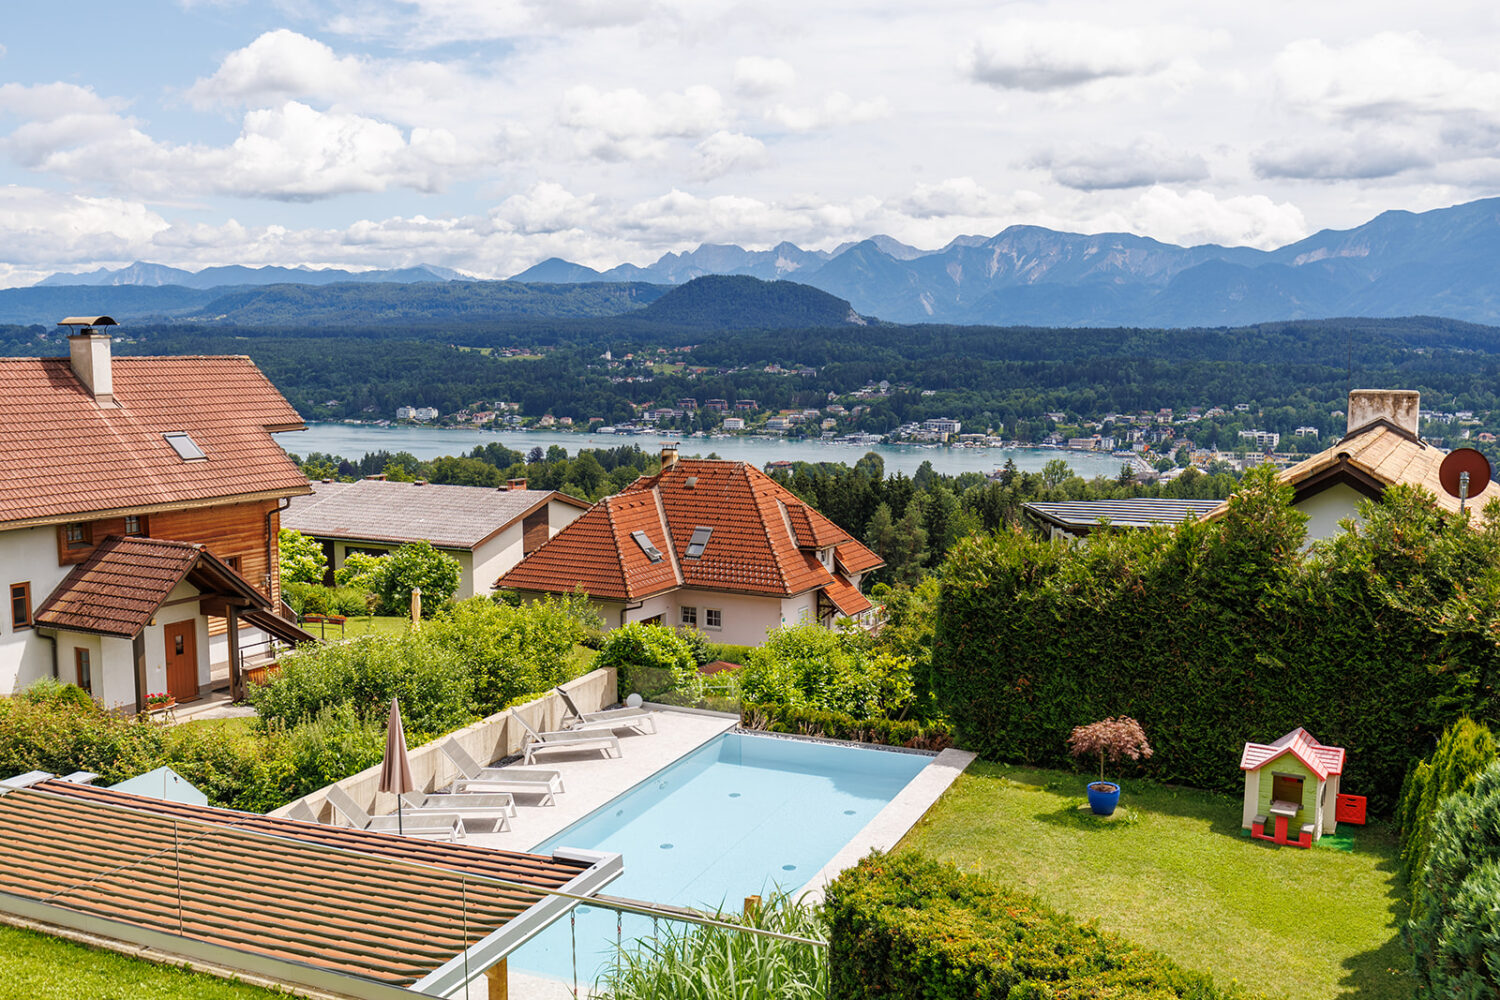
[930,470,1500,812]
[1397,717,1496,899]
[825,852,1253,1000]
[740,701,952,751]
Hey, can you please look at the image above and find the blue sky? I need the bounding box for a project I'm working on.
[0,1,1496,286]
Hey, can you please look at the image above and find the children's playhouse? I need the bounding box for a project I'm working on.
[1239,728,1353,848]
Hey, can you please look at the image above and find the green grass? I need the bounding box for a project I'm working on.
[305,615,412,639]
[898,764,1411,1000]
[0,924,289,999]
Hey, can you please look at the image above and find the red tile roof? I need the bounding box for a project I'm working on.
[498,459,883,604]
[822,572,873,616]
[33,536,270,637]
[0,355,309,527]
[1239,727,1345,779]
[0,779,590,988]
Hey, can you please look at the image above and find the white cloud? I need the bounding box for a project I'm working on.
[766,92,889,131]
[733,56,796,96]
[1102,187,1307,250]
[188,29,363,108]
[899,177,1013,219]
[561,84,725,159]
[1031,135,1211,190]
[1272,33,1500,120]
[490,182,598,234]
[0,186,169,276]
[1253,132,1434,181]
[965,21,1214,92]
[0,82,126,118]
[693,131,766,178]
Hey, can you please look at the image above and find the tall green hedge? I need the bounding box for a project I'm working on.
[1397,718,1497,899]
[825,852,1253,1000]
[930,469,1500,812]
[1408,759,1500,998]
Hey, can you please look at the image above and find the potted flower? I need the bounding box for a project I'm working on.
[1067,716,1153,816]
[145,692,176,714]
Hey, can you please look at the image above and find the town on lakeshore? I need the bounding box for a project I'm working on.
[5,3,1500,999]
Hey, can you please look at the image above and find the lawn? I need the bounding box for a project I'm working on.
[304,614,412,639]
[0,923,286,999]
[899,764,1411,1000]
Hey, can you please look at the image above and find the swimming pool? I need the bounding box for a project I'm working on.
[509,730,931,982]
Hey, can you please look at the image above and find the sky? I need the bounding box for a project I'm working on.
[0,1,1497,286]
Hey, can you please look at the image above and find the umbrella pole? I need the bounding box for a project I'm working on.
[398,797,404,836]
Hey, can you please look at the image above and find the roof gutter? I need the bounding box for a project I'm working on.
[411,847,624,998]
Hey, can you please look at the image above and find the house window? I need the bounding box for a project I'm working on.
[225,555,242,573]
[9,583,31,630]
[123,515,143,535]
[797,605,811,624]
[74,648,92,696]
[64,522,91,549]
[705,608,722,630]
[685,526,713,559]
[631,530,663,563]
[681,606,697,626]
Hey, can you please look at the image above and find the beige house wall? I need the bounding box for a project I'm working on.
[1296,482,1367,543]
[0,526,77,696]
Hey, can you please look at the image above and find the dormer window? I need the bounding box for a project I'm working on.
[685,526,713,559]
[123,515,143,536]
[164,432,206,462]
[631,530,663,563]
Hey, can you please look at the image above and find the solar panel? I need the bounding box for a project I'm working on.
[685,526,713,559]
[163,432,206,461]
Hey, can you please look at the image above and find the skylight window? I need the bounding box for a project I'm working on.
[164,432,206,462]
[685,526,713,559]
[631,530,663,563]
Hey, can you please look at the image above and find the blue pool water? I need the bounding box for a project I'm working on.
[509,731,930,982]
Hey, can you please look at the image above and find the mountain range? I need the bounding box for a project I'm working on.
[510,198,1500,327]
[19,197,1500,329]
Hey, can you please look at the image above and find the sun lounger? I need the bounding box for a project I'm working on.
[556,687,656,735]
[324,784,465,841]
[514,716,621,765]
[439,740,563,803]
[285,799,319,823]
[400,790,515,832]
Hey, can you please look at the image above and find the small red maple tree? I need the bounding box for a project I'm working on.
[1068,716,1153,785]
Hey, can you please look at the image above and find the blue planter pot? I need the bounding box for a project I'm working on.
[1087,781,1121,816]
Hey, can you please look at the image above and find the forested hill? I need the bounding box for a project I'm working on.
[635,275,868,328]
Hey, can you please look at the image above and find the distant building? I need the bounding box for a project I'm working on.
[922,418,962,435]
[1294,426,1319,439]
[735,399,758,411]
[1238,429,1281,450]
[722,417,745,431]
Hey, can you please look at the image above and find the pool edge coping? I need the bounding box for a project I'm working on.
[794,747,976,903]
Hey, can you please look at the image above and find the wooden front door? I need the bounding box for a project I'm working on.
[164,621,199,703]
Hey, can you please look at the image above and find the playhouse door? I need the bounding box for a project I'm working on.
[164,622,199,703]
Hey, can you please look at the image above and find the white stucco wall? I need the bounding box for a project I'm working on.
[1296,483,1368,543]
[672,590,784,647]
[472,524,524,600]
[780,593,818,630]
[0,526,75,697]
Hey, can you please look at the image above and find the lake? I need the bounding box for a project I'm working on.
[273,423,1129,480]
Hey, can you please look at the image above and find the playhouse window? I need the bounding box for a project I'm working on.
[1271,773,1304,805]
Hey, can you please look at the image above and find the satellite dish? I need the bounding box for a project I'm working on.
[1439,447,1492,501]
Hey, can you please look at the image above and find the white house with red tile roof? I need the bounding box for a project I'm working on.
[0,317,313,711]
[282,478,589,600]
[497,449,885,646]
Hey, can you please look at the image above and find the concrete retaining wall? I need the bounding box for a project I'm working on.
[271,667,616,823]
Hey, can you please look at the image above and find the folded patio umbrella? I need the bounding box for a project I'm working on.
[379,697,415,835]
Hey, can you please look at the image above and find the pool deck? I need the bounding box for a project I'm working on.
[465,707,737,854]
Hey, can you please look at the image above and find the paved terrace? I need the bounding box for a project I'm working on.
[467,707,737,854]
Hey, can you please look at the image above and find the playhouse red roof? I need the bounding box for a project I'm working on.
[1239,727,1345,780]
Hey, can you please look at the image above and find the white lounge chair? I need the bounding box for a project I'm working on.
[556,687,657,735]
[514,716,621,765]
[324,785,465,841]
[439,740,563,804]
[285,799,319,823]
[400,790,515,832]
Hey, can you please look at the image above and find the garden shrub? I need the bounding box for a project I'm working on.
[0,697,164,785]
[930,470,1500,812]
[371,541,461,617]
[260,705,388,806]
[739,626,914,719]
[704,641,755,666]
[596,891,827,1000]
[277,527,327,585]
[595,623,703,704]
[250,632,473,738]
[18,677,95,711]
[283,582,372,617]
[741,701,952,751]
[825,852,1249,1000]
[1398,717,1497,899]
[333,550,387,590]
[423,596,596,714]
[1408,759,1500,998]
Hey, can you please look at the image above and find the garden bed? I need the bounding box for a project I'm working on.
[899,764,1411,1000]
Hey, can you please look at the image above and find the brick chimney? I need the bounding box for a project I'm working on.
[60,315,118,405]
[1346,389,1420,438]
